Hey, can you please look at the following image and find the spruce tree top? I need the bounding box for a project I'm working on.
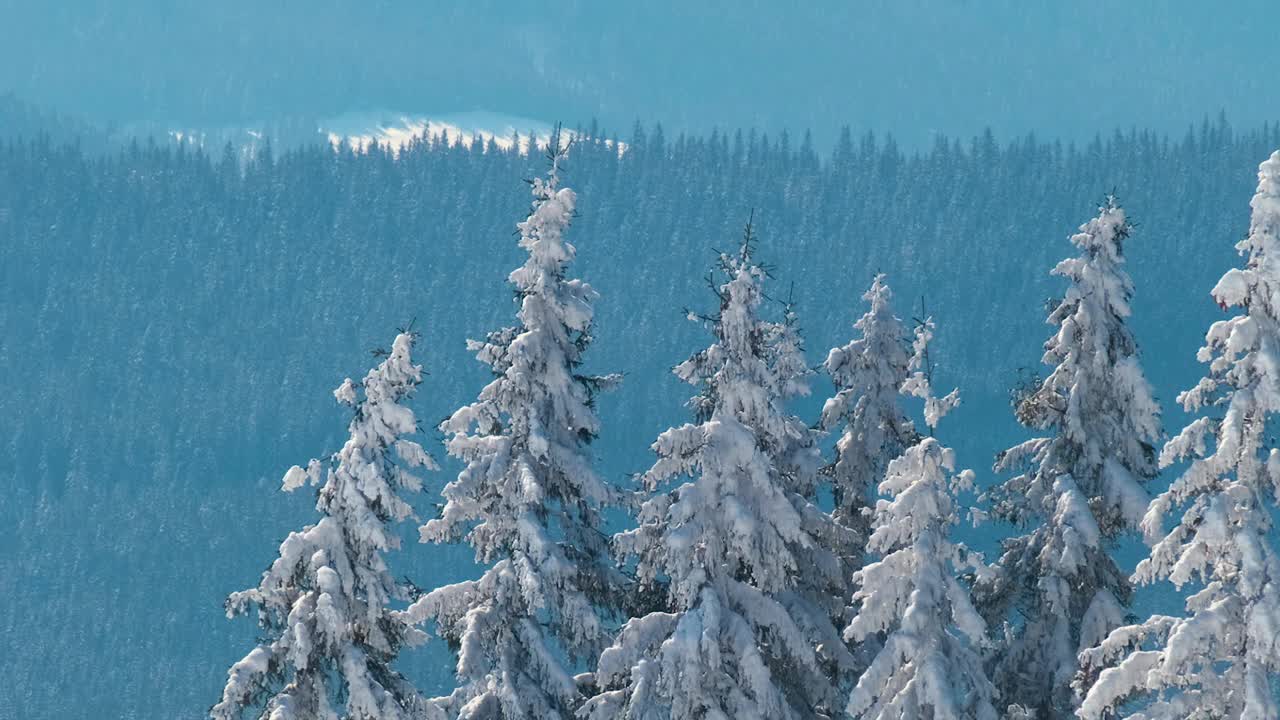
[403,134,620,720]
[213,332,438,720]
[820,274,918,536]
[587,221,845,719]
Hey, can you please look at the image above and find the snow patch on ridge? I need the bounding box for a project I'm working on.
[321,110,624,155]
[162,110,624,158]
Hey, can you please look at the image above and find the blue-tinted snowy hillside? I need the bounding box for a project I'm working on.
[1,118,1275,717]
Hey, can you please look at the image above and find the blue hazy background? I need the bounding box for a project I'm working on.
[4,0,1280,146]
[4,3,1280,719]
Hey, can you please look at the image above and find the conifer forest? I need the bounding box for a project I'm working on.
[8,4,1280,719]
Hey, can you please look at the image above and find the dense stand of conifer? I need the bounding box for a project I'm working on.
[6,117,1280,717]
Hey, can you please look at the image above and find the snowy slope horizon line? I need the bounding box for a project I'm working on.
[1,90,1261,158]
[322,110,626,153]
[162,110,627,156]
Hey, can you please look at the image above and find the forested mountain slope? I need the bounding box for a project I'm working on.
[0,118,1273,717]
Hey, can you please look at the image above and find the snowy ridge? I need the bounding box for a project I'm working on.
[321,110,625,155]
[160,110,625,157]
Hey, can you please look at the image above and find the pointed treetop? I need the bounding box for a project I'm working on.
[902,313,960,432]
[213,331,437,720]
[402,158,618,720]
[739,208,757,264]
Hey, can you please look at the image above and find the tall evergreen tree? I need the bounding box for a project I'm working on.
[583,223,848,719]
[976,197,1161,718]
[820,274,920,567]
[402,134,621,720]
[212,332,438,720]
[844,319,994,720]
[764,284,860,706]
[1077,153,1280,719]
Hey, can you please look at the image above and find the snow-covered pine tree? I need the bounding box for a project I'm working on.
[845,319,994,720]
[819,274,919,569]
[1076,153,1280,719]
[212,331,439,720]
[974,197,1161,719]
[582,222,849,720]
[400,132,621,720]
[764,286,861,706]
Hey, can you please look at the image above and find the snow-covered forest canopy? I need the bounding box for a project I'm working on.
[8,117,1280,718]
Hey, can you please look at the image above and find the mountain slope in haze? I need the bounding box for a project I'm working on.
[6,1,1280,147]
[0,117,1272,718]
